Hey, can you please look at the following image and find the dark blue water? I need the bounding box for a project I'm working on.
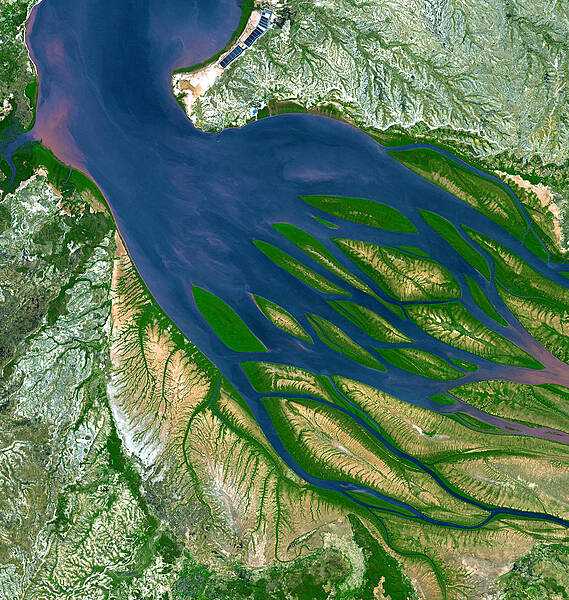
[21,0,569,526]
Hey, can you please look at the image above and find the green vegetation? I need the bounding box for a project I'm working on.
[464,275,508,326]
[335,238,461,301]
[449,358,478,372]
[252,294,312,343]
[188,0,569,256]
[346,515,417,600]
[390,148,528,241]
[241,361,336,402]
[447,412,504,434]
[467,228,569,304]
[375,297,407,318]
[329,300,411,343]
[1,142,108,209]
[429,393,455,406]
[7,2,569,597]
[405,302,542,369]
[253,99,309,120]
[346,491,416,517]
[420,210,490,278]
[253,239,349,296]
[335,375,569,520]
[375,347,463,380]
[113,256,401,594]
[262,393,490,525]
[498,544,569,600]
[451,381,569,433]
[172,0,253,74]
[523,228,550,262]
[307,313,386,371]
[504,177,566,260]
[312,214,340,229]
[0,146,170,597]
[396,245,430,257]
[170,514,418,600]
[0,157,113,371]
[273,222,376,295]
[466,229,569,362]
[298,195,416,233]
[0,0,35,130]
[172,548,352,599]
[193,286,267,352]
[399,150,558,262]
[190,0,569,189]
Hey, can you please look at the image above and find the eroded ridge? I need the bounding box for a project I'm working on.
[4,0,569,595]
[109,237,351,568]
[108,237,569,598]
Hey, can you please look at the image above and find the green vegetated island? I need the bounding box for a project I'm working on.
[1,1,569,599]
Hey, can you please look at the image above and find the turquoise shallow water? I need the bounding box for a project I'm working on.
[19,0,569,527]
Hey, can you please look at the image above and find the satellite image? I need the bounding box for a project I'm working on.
[1,0,568,598]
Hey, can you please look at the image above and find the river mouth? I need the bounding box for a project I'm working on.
[21,0,569,528]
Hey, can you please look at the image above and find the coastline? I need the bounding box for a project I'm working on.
[172,0,254,77]
[172,5,266,119]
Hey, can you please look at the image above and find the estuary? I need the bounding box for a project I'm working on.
[18,0,569,529]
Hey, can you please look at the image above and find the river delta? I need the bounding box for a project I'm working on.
[1,0,569,598]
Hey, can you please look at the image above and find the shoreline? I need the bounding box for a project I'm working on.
[172,0,254,77]
[197,93,569,257]
[172,6,269,119]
